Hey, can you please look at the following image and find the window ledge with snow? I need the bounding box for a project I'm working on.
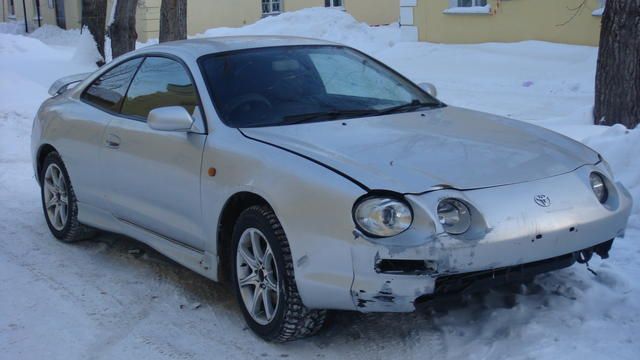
[443,5,491,15]
[592,8,604,16]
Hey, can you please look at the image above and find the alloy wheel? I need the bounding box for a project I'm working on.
[43,163,68,231]
[235,228,280,325]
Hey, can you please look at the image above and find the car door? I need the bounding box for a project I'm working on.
[72,57,144,208]
[102,56,207,251]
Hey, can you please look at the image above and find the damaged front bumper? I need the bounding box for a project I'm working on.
[350,169,632,312]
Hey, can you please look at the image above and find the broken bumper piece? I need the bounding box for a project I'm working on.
[353,240,614,312]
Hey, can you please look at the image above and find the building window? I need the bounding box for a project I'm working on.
[325,0,343,8]
[593,0,605,16]
[262,0,281,15]
[457,0,487,7]
[444,0,491,14]
[48,0,54,9]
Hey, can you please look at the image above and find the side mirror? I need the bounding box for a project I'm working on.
[418,82,438,98]
[147,106,194,132]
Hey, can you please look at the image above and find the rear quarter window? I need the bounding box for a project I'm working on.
[81,58,143,113]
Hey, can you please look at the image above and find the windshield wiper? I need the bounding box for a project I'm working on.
[281,101,442,125]
[377,99,441,116]
[282,109,380,125]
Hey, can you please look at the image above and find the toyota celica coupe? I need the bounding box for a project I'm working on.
[31,36,632,342]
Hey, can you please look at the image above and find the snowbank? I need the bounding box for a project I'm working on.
[195,7,402,55]
[0,21,25,35]
[0,28,97,163]
[376,41,599,124]
[29,25,103,64]
[0,8,639,359]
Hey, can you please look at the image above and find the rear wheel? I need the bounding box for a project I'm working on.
[231,205,326,342]
[40,152,97,242]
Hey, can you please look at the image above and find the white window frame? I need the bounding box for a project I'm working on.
[593,0,605,16]
[325,0,344,9]
[443,0,491,15]
[262,0,282,15]
[48,0,54,9]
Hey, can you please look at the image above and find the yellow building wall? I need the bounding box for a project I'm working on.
[283,0,399,25]
[2,0,399,41]
[0,0,105,33]
[345,0,398,25]
[186,0,262,36]
[414,0,602,46]
[63,0,83,29]
[1,0,57,30]
[37,1,57,26]
[136,0,160,42]
[285,0,324,12]
[185,0,399,37]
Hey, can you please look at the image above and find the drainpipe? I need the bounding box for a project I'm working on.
[21,0,28,32]
[35,0,41,27]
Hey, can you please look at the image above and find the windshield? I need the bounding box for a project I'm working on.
[199,45,442,128]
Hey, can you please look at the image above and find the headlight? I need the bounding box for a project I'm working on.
[437,199,471,235]
[354,197,413,237]
[590,172,609,204]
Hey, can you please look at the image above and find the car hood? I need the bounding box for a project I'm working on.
[241,106,599,193]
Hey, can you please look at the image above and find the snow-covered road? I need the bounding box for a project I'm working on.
[1,9,639,359]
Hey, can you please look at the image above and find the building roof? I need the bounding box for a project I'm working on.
[136,36,339,59]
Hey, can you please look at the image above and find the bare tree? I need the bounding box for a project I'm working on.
[594,0,640,128]
[81,0,108,65]
[110,0,139,59]
[159,0,187,43]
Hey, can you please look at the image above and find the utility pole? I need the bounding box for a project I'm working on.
[35,0,41,27]
[21,0,28,33]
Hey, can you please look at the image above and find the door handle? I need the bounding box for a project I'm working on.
[105,134,121,148]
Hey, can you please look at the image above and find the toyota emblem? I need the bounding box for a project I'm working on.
[534,195,551,207]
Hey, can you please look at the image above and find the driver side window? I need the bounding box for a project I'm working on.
[121,57,199,121]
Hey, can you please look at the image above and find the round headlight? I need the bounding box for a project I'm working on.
[354,197,413,237]
[590,172,608,204]
[437,199,471,235]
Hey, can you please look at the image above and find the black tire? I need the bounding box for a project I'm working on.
[231,205,326,342]
[40,152,98,243]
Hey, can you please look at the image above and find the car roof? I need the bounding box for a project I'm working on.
[135,36,340,59]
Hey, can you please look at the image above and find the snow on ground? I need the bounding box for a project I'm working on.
[1,8,639,359]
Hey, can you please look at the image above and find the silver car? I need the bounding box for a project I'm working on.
[31,36,632,342]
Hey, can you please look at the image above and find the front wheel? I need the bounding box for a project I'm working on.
[40,152,97,242]
[231,205,326,342]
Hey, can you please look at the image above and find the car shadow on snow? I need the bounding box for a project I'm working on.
[74,232,238,310]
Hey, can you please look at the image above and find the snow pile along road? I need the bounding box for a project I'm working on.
[1,8,639,360]
[196,7,402,55]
